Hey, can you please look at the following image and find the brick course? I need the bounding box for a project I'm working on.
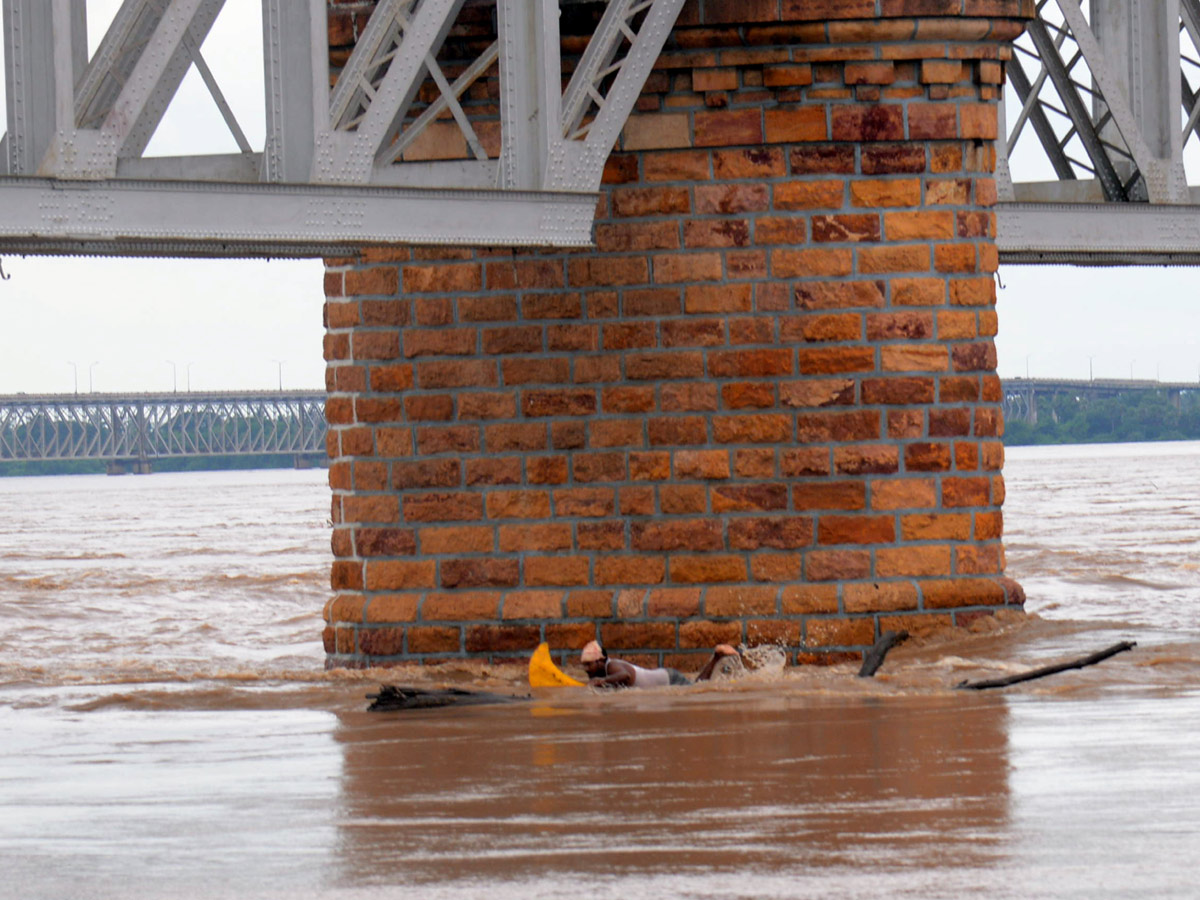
[322,0,1029,669]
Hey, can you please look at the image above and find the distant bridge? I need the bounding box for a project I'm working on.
[0,391,326,472]
[1002,377,1200,424]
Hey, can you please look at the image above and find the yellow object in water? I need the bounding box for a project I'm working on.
[529,643,584,688]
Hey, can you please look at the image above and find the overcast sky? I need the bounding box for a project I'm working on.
[0,3,1196,395]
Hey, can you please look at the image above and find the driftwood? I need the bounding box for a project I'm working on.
[858,630,909,678]
[955,641,1137,691]
[366,685,527,712]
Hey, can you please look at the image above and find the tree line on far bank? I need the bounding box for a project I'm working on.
[1004,388,1200,445]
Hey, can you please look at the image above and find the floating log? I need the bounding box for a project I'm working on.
[955,641,1137,691]
[858,630,909,678]
[366,685,527,711]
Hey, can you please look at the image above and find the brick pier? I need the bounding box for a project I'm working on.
[322,1,1031,669]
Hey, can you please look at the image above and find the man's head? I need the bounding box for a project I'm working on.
[580,640,606,677]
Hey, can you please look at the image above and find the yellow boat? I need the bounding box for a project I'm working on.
[528,642,584,688]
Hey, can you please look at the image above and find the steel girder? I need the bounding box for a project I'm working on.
[995,0,1200,263]
[5,1,1200,262]
[0,392,327,461]
[0,0,685,256]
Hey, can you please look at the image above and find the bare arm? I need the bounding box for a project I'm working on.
[695,644,740,682]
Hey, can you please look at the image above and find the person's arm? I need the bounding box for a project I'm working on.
[589,658,636,688]
[695,644,740,682]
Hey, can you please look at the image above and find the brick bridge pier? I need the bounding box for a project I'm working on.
[322,1,1031,670]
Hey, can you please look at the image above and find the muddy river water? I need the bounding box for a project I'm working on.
[2,442,1198,899]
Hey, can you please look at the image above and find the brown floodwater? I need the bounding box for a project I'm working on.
[2,443,1199,899]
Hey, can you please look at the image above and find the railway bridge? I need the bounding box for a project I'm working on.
[4,0,1199,668]
[1003,377,1200,424]
[0,391,327,473]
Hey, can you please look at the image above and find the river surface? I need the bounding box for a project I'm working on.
[2,443,1199,899]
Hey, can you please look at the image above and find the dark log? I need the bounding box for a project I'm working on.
[366,685,527,711]
[955,641,1137,691]
[858,630,909,678]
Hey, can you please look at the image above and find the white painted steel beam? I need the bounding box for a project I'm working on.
[0,176,597,257]
[997,201,1200,264]
[7,0,1200,260]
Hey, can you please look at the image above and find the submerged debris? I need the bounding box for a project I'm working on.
[366,685,527,711]
[955,641,1137,690]
[858,630,910,678]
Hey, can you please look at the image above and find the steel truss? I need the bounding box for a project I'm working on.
[4,1,1198,263]
[997,0,1200,263]
[0,392,326,461]
[0,0,685,255]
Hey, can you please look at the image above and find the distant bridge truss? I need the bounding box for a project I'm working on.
[1002,377,1200,423]
[0,391,327,467]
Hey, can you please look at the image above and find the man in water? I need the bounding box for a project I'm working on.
[580,640,741,689]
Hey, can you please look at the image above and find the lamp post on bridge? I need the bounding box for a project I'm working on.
[67,362,78,394]
[1088,356,1094,382]
[271,359,285,392]
[88,361,99,393]
[1025,353,1032,379]
[166,361,177,393]
[186,362,196,392]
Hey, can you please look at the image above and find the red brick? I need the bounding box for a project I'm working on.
[632,519,723,552]
[595,556,666,586]
[708,349,794,378]
[366,559,436,590]
[643,150,711,183]
[805,549,871,581]
[831,105,904,141]
[522,389,597,417]
[465,624,542,653]
[661,383,719,412]
[713,147,786,179]
[729,516,813,549]
[805,617,876,649]
[555,488,615,518]
[663,318,725,347]
[654,251,724,283]
[670,555,747,584]
[790,144,856,174]
[684,283,754,313]
[793,481,867,511]
[675,449,731,479]
[712,484,789,512]
[684,219,751,248]
[811,214,881,243]
[724,382,776,409]
[695,109,763,146]
[626,352,705,381]
[876,545,952,577]
[861,144,927,174]
[818,515,895,545]
[486,490,552,519]
[441,558,519,588]
[712,414,792,444]
[402,263,481,293]
[525,556,591,587]
[485,423,546,452]
[773,180,845,210]
[764,106,828,142]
